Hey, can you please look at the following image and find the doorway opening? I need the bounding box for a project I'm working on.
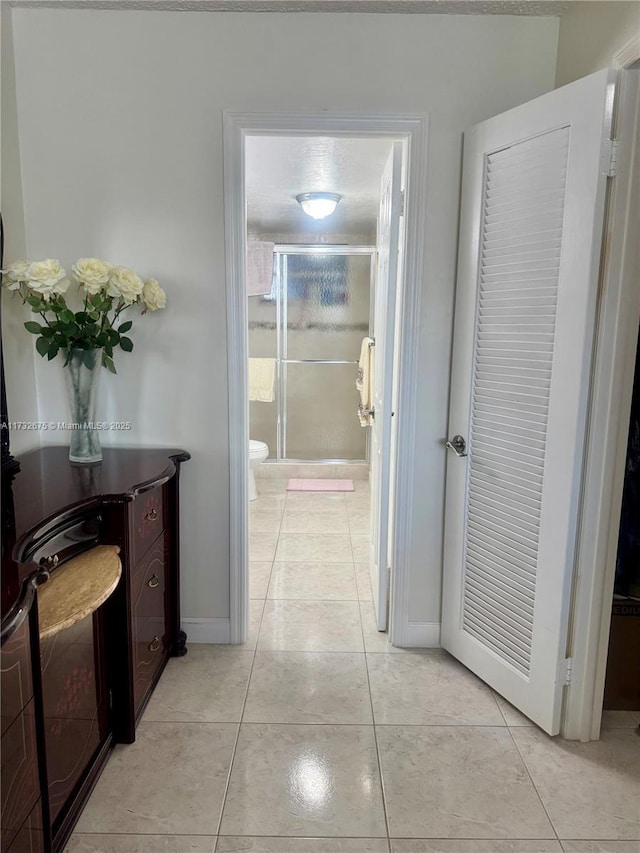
[223,113,428,645]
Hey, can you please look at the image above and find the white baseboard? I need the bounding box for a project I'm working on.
[401,620,441,648]
[182,618,231,644]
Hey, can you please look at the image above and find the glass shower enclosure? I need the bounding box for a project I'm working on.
[248,246,374,461]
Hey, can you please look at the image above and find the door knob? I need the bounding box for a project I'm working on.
[445,435,467,457]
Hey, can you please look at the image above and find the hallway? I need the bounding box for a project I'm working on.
[67,479,640,851]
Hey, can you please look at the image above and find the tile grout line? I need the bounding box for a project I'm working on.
[214,596,266,838]
[361,606,393,848]
[68,830,590,839]
[356,490,393,849]
[490,688,509,725]
[505,724,562,846]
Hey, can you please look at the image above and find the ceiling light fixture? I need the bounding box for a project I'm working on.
[296,192,342,220]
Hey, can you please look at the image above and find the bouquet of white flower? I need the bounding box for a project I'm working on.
[2,257,167,373]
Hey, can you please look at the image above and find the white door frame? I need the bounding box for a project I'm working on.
[562,42,640,740]
[223,111,429,645]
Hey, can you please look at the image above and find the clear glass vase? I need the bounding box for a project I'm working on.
[63,348,103,464]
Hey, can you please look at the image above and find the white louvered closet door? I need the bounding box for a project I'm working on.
[442,69,615,736]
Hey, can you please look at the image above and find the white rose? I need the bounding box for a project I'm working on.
[1,260,30,290]
[26,259,69,300]
[142,278,167,311]
[73,257,113,295]
[107,266,144,305]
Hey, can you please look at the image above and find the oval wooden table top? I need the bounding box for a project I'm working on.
[37,545,122,641]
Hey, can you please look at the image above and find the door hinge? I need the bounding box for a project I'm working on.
[562,657,573,685]
[399,189,406,217]
[604,139,619,177]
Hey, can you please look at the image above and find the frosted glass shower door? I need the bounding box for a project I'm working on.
[285,363,365,460]
[281,250,372,461]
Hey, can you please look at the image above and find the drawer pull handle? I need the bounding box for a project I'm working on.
[149,636,161,652]
[147,574,159,589]
[145,508,159,522]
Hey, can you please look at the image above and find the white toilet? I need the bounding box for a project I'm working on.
[249,439,269,501]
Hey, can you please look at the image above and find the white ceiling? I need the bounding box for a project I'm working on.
[246,135,395,237]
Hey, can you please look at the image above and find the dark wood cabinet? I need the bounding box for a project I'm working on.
[5,802,45,853]
[1,616,44,853]
[131,531,169,718]
[1,446,189,853]
[39,611,110,830]
[0,618,34,736]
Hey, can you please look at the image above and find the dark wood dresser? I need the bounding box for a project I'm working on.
[1,446,190,853]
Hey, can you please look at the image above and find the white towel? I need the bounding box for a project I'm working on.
[356,337,374,427]
[248,358,276,402]
[247,242,275,297]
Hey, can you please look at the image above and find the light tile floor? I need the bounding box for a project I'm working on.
[67,478,640,853]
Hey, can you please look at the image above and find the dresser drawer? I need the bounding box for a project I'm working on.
[132,534,168,716]
[132,486,165,563]
[1,619,33,737]
[1,699,40,852]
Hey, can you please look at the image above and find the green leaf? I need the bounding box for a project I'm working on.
[102,354,117,374]
[27,296,43,308]
[35,337,49,357]
[118,320,133,334]
[96,332,109,347]
[47,343,59,361]
[104,343,113,358]
[24,321,43,334]
[88,311,100,321]
[107,328,120,344]
[40,326,55,338]
[119,336,133,353]
[60,309,75,324]
[75,311,88,323]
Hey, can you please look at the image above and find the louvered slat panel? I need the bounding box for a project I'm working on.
[468,505,540,547]
[473,404,549,428]
[483,229,563,249]
[468,496,541,536]
[469,470,544,508]
[466,553,537,600]
[462,127,570,676]
[465,565,535,612]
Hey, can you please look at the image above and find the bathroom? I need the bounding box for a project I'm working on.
[244,134,399,620]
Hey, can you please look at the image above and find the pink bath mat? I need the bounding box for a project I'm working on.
[287,478,355,492]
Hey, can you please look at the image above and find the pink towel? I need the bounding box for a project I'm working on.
[247,242,275,297]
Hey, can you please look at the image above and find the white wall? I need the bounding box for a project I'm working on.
[556,1,640,86]
[8,8,559,629]
[1,2,40,455]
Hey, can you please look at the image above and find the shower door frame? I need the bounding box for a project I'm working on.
[272,244,376,464]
